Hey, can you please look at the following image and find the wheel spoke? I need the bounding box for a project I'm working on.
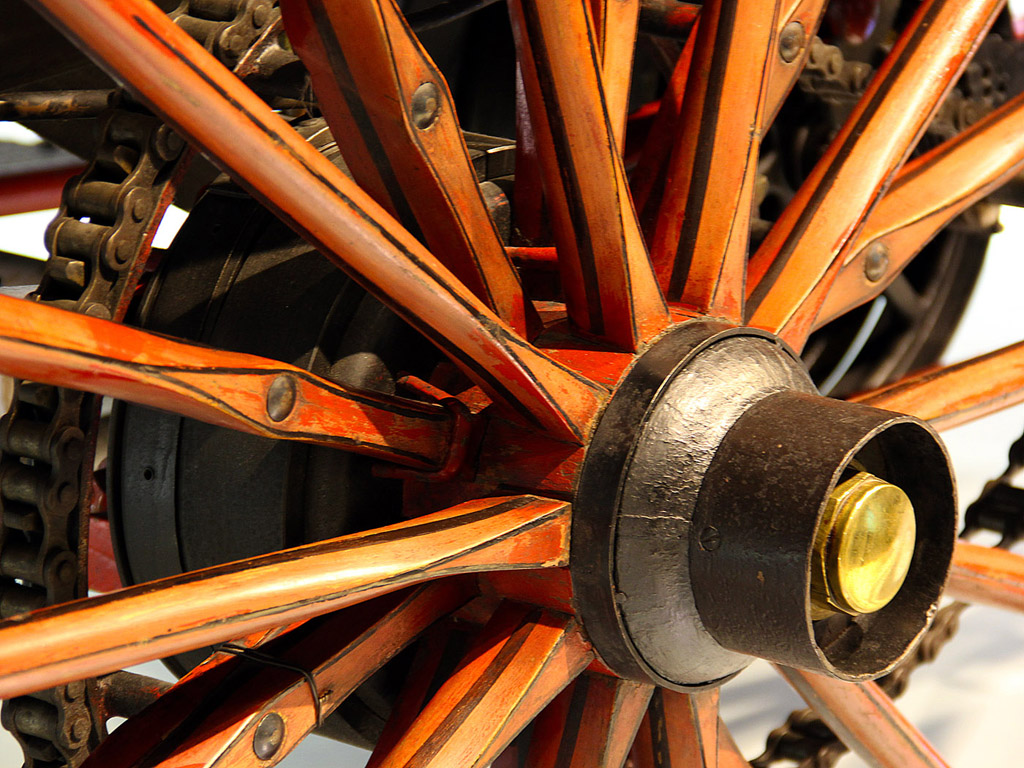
[0,495,569,699]
[816,91,1024,328]
[718,723,750,768]
[631,688,722,767]
[650,0,789,320]
[776,666,949,768]
[30,0,605,441]
[508,0,671,351]
[746,0,1002,349]
[638,0,699,39]
[524,673,653,767]
[369,629,456,761]
[851,340,1024,430]
[631,20,699,238]
[367,603,593,768]
[81,584,466,767]
[589,0,641,153]
[279,0,534,337]
[947,540,1024,612]
[0,294,455,468]
[763,1,829,127]
[513,63,548,245]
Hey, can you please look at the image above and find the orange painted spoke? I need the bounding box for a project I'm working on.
[946,540,1024,612]
[524,673,653,767]
[280,0,533,337]
[32,0,604,442]
[777,666,949,768]
[852,340,1024,430]
[81,584,466,767]
[369,629,455,762]
[589,0,641,153]
[763,0,828,128]
[0,294,453,468]
[368,603,593,768]
[818,92,1024,328]
[513,63,548,246]
[717,723,751,768]
[509,0,670,351]
[631,17,699,237]
[0,495,569,699]
[638,0,699,39]
[631,688,722,767]
[651,0,784,320]
[746,0,1002,349]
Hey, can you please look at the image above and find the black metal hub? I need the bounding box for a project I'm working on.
[572,321,956,690]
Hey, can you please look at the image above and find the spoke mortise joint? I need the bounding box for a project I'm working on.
[375,377,476,482]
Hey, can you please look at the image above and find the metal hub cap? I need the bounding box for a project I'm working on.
[572,321,955,689]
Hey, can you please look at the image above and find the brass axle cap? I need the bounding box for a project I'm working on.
[811,470,917,618]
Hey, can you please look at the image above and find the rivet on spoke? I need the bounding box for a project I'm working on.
[863,242,890,283]
[266,375,297,422]
[252,712,285,760]
[411,82,441,130]
[779,20,805,63]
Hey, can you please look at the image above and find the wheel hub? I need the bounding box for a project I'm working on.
[572,321,955,689]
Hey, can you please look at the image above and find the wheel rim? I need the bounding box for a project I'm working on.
[3,0,1024,767]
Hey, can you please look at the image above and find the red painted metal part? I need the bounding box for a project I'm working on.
[29,0,607,443]
[87,515,122,594]
[0,165,83,217]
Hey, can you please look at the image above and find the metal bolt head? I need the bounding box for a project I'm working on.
[252,712,285,760]
[811,471,916,616]
[411,82,441,130]
[863,242,890,282]
[779,21,805,64]
[699,525,722,551]
[266,375,297,422]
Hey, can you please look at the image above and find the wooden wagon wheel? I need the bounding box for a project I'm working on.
[3,0,1024,765]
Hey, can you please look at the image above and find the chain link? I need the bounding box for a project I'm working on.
[0,3,276,765]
